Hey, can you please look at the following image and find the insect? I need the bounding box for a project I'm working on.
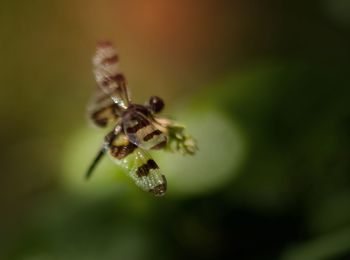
[85,41,197,196]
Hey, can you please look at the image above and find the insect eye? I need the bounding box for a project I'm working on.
[149,96,164,113]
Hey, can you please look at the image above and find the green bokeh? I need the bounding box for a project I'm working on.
[1,1,350,259]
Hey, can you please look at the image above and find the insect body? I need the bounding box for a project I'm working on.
[86,41,197,196]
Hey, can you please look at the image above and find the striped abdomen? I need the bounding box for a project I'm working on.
[107,137,167,196]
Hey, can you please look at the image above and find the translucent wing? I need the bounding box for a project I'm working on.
[87,88,122,128]
[92,42,130,108]
[123,111,167,150]
[107,132,167,196]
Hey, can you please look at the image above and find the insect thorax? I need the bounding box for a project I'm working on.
[122,104,151,118]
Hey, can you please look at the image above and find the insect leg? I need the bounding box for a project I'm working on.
[85,125,122,180]
[85,146,107,180]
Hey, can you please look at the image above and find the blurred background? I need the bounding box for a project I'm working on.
[1,0,350,259]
